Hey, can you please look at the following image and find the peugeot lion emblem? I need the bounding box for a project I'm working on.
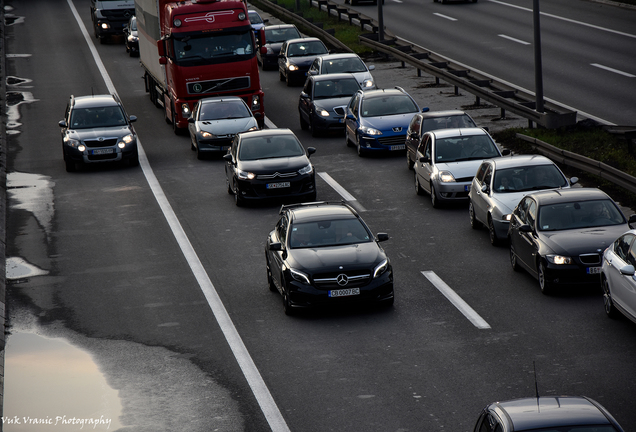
[392,127,402,132]
[336,274,349,286]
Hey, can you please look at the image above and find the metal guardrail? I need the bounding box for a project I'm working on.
[516,133,636,194]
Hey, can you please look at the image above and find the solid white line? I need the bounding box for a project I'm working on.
[488,0,636,39]
[433,13,458,21]
[498,34,531,45]
[591,63,636,78]
[67,1,291,430]
[421,271,491,329]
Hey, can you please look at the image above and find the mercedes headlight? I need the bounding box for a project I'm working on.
[373,259,389,279]
[290,268,311,285]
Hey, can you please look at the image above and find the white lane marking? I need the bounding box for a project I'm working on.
[433,13,457,21]
[498,34,531,45]
[591,63,636,78]
[488,0,636,39]
[421,271,491,329]
[318,172,358,200]
[67,1,291,431]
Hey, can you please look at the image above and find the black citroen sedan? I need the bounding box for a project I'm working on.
[265,201,394,315]
[223,129,316,206]
[508,188,636,294]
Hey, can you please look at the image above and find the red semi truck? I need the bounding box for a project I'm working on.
[135,0,265,132]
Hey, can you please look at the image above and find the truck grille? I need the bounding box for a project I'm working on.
[188,77,251,95]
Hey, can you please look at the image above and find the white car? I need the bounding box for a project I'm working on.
[469,155,577,245]
[601,229,636,325]
[413,128,509,208]
[308,53,376,90]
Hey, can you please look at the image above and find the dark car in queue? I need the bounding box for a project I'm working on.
[187,96,259,160]
[59,93,138,172]
[223,129,316,206]
[405,110,477,170]
[278,37,329,86]
[344,87,428,157]
[413,128,508,208]
[508,188,636,294]
[601,229,636,325]
[473,396,624,432]
[265,201,394,315]
[298,73,361,136]
[257,24,301,70]
[307,53,376,90]
[124,15,138,57]
[469,155,577,246]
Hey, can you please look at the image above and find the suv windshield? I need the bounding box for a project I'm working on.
[289,218,372,248]
[70,107,126,129]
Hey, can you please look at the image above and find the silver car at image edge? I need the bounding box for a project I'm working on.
[601,229,636,325]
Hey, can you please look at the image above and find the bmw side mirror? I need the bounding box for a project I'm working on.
[129,115,137,123]
[346,114,354,120]
[376,233,389,242]
[619,264,635,276]
[58,120,68,127]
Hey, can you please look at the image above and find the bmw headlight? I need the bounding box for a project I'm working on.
[238,170,255,180]
[290,268,311,285]
[438,171,456,183]
[298,164,313,175]
[373,259,389,279]
[360,125,382,136]
[546,254,574,265]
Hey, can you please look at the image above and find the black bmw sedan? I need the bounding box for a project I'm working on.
[265,201,394,315]
[508,188,636,294]
[223,129,316,206]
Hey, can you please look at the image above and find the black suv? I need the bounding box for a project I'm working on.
[265,201,394,315]
[59,94,139,172]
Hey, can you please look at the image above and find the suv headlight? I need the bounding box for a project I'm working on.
[360,125,382,136]
[290,268,311,285]
[63,136,81,148]
[546,254,574,265]
[373,259,389,279]
[438,171,456,183]
[298,164,313,175]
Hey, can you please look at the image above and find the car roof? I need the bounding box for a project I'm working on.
[360,88,408,99]
[489,155,556,169]
[309,73,359,82]
[263,24,297,30]
[285,37,323,45]
[72,94,119,109]
[316,53,361,60]
[283,202,358,223]
[493,396,616,431]
[419,110,470,118]
[239,128,296,140]
[528,187,611,205]
[429,127,489,138]
[200,96,244,104]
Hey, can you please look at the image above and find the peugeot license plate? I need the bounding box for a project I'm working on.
[328,288,360,298]
[266,182,290,189]
[91,148,114,155]
[587,267,601,274]
[390,144,405,151]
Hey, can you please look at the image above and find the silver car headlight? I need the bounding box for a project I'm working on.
[298,164,313,175]
[200,131,216,139]
[438,171,456,183]
[238,170,255,180]
[373,259,389,279]
[360,125,382,136]
[546,254,574,265]
[363,79,374,88]
[290,268,311,285]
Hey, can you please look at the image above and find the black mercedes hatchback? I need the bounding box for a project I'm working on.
[265,201,394,315]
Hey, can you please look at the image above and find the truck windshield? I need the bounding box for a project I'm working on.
[172,30,254,65]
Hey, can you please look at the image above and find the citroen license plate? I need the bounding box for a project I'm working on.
[328,288,360,298]
[266,182,290,189]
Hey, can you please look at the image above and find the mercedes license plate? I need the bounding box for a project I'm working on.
[266,182,290,189]
[91,148,114,155]
[587,267,601,274]
[390,144,405,151]
[328,288,360,298]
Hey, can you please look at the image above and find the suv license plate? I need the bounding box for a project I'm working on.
[266,182,290,189]
[390,144,405,151]
[91,148,114,155]
[329,288,360,298]
[587,267,601,274]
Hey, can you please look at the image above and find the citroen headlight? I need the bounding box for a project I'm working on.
[438,171,456,183]
[290,268,311,285]
[546,254,574,265]
[363,79,374,88]
[373,259,389,279]
[298,164,313,175]
[360,125,382,136]
[288,64,299,71]
[238,170,255,180]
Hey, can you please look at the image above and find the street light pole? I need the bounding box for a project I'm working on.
[533,0,544,114]
[377,0,384,42]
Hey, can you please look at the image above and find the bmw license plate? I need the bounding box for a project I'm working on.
[390,144,405,151]
[329,288,360,298]
[91,148,114,155]
[266,182,290,189]
[587,267,602,274]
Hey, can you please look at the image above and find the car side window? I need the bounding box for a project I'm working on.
[309,59,319,74]
[280,42,287,55]
[408,115,421,138]
[516,197,529,224]
[475,163,488,184]
[476,413,503,432]
[276,216,289,245]
[349,93,360,117]
[527,200,537,227]
[423,135,432,160]
[617,233,636,262]
[483,166,493,188]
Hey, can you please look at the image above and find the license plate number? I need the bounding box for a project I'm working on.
[464,184,471,192]
[91,148,114,155]
[329,288,360,298]
[390,144,405,151]
[587,267,601,274]
[266,182,290,189]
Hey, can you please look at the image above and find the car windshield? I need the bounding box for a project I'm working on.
[287,41,328,57]
[421,115,475,132]
[289,218,372,248]
[538,199,626,231]
[322,57,366,74]
[238,135,305,160]
[313,78,360,99]
[493,165,568,193]
[361,94,418,117]
[434,135,500,162]
[70,107,126,129]
[264,27,301,43]
[200,101,250,120]
[249,12,263,24]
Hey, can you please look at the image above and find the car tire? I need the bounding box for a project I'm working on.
[65,159,77,173]
[227,180,233,195]
[415,172,425,196]
[510,241,521,272]
[266,256,277,292]
[196,146,204,160]
[279,69,285,82]
[356,139,365,157]
[406,150,414,170]
[488,215,500,246]
[128,154,140,167]
[234,189,244,207]
[430,183,441,208]
[469,200,482,229]
[286,73,293,87]
[602,276,620,319]
[345,131,353,148]
[282,284,295,316]
[300,113,309,130]
[538,260,553,295]
[310,118,320,137]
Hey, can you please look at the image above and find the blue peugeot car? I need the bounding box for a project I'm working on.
[344,87,428,157]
